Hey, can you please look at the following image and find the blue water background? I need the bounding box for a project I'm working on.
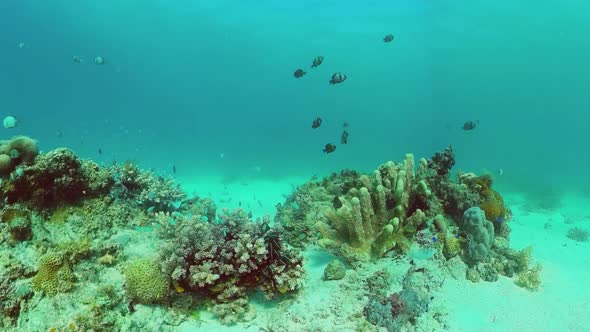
[1,0,588,199]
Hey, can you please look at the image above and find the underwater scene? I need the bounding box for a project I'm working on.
[1,0,589,331]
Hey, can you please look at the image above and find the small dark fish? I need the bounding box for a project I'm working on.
[340,130,349,144]
[312,117,322,129]
[257,200,263,208]
[172,165,176,174]
[383,34,394,43]
[248,211,253,219]
[293,69,306,78]
[323,143,336,154]
[329,73,347,85]
[311,56,324,68]
[98,148,103,155]
[333,196,343,209]
[56,130,63,138]
[73,56,84,64]
[343,122,349,128]
[462,120,478,131]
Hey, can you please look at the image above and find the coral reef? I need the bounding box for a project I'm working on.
[157,208,305,323]
[0,141,543,330]
[364,265,447,331]
[0,136,39,177]
[111,161,186,212]
[124,258,170,304]
[315,154,439,261]
[31,252,75,295]
[2,148,113,207]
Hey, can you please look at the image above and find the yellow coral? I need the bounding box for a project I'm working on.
[124,258,169,303]
[443,236,462,258]
[31,252,74,296]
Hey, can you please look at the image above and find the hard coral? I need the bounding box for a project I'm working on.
[3,148,113,207]
[112,161,185,212]
[0,136,39,177]
[157,208,304,323]
[315,154,437,261]
[31,252,74,296]
[124,258,170,304]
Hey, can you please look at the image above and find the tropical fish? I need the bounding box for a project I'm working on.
[94,56,106,65]
[329,73,347,85]
[383,34,394,43]
[73,56,84,64]
[98,148,103,155]
[343,122,349,128]
[312,117,322,129]
[293,69,306,78]
[462,121,478,131]
[431,236,438,243]
[341,130,349,144]
[311,56,324,68]
[172,165,176,174]
[333,196,342,209]
[323,143,336,154]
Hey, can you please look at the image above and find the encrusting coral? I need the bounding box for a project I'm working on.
[31,252,74,296]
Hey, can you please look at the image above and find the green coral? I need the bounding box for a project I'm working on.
[31,252,74,296]
[124,258,170,304]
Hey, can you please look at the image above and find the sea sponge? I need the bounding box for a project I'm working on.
[124,258,170,304]
[461,207,494,264]
[31,252,74,296]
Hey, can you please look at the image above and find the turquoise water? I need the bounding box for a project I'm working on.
[1,2,590,330]
[3,0,589,195]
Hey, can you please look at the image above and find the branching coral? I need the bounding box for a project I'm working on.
[111,161,185,212]
[156,208,304,323]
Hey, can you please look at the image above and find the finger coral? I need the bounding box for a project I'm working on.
[315,154,438,261]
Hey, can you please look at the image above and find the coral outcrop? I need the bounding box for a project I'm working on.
[2,148,113,207]
[124,258,170,304]
[157,208,305,322]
